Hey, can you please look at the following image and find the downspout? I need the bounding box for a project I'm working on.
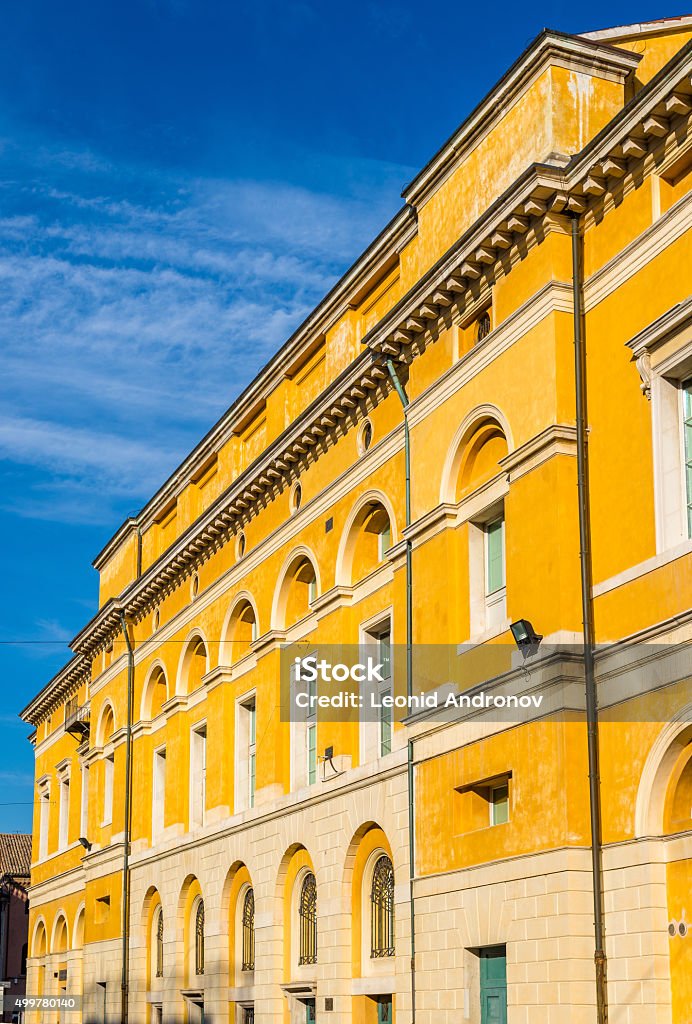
[119,611,135,1024]
[384,358,416,1024]
[570,215,608,1024]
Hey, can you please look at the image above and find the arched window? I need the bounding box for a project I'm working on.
[298,872,317,966]
[370,856,394,957]
[241,888,255,971]
[195,900,205,976]
[155,907,164,978]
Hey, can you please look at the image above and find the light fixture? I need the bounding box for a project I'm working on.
[78,836,92,852]
[510,619,543,659]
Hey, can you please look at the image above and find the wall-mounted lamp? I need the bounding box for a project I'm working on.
[510,619,543,659]
[78,836,92,852]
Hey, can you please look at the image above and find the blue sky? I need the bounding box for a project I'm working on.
[1,0,688,833]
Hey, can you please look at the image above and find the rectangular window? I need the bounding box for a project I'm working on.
[58,776,70,849]
[649,357,692,552]
[485,517,505,594]
[103,755,114,826]
[248,701,256,807]
[483,513,506,630]
[378,522,391,560]
[490,784,509,826]
[454,773,511,833]
[80,766,89,839]
[153,747,166,840]
[378,629,392,757]
[360,618,393,763]
[236,695,257,812]
[684,379,692,537]
[190,725,207,829]
[290,657,318,789]
[39,787,50,860]
[307,669,317,785]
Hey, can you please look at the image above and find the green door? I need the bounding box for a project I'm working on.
[480,946,507,1024]
[377,996,392,1023]
[305,999,316,1024]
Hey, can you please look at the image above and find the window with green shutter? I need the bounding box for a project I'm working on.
[248,701,256,808]
[485,518,505,595]
[684,380,692,538]
[307,673,317,784]
[490,784,509,826]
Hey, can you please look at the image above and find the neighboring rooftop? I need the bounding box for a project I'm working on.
[0,834,31,879]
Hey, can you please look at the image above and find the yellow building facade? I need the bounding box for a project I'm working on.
[20,17,692,1024]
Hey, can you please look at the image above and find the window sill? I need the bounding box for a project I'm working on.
[352,975,397,996]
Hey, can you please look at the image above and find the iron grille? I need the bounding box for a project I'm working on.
[195,900,205,975]
[298,873,317,965]
[155,908,164,978]
[370,856,394,957]
[242,888,255,971]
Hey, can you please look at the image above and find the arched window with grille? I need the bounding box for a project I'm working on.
[370,856,394,957]
[155,906,164,978]
[298,872,317,966]
[195,899,205,976]
[242,887,255,971]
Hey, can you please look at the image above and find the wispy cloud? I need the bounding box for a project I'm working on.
[0,141,413,525]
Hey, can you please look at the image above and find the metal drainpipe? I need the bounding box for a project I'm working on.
[570,215,608,1024]
[384,357,416,1024]
[119,611,135,1024]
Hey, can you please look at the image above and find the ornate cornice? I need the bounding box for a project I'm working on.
[68,347,397,662]
[20,656,91,727]
[362,40,692,366]
[90,207,417,570]
[403,29,640,209]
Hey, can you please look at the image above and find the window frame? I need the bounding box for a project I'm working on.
[627,301,692,553]
[79,764,89,839]
[370,855,395,959]
[468,500,508,638]
[58,769,70,851]
[359,612,394,764]
[682,378,692,537]
[489,783,510,826]
[194,898,205,977]
[297,871,317,967]
[241,886,255,973]
[290,655,318,790]
[38,780,51,860]
[102,753,115,827]
[154,905,164,979]
[235,693,257,813]
[189,722,207,830]
[152,745,166,841]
